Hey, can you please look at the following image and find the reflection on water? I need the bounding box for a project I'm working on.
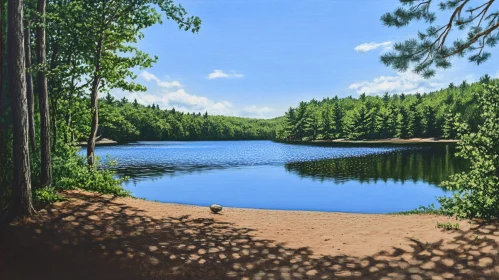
[95,141,404,180]
[90,141,465,213]
[286,145,466,185]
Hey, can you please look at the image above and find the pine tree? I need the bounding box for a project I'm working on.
[382,1,499,77]
[9,0,35,216]
[332,102,343,138]
[319,106,332,140]
[443,111,462,139]
[396,107,409,138]
[423,106,438,138]
[294,102,308,140]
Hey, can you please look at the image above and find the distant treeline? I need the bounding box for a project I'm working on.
[93,95,283,143]
[276,75,497,141]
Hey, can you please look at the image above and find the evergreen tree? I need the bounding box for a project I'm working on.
[396,107,409,138]
[382,1,499,77]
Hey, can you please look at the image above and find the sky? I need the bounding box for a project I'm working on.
[112,0,499,119]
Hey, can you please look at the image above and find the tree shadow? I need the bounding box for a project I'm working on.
[1,192,499,279]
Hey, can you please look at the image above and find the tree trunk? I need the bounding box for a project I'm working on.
[51,98,57,152]
[0,0,6,185]
[87,38,103,166]
[49,40,58,153]
[8,0,35,216]
[24,21,36,152]
[36,0,51,187]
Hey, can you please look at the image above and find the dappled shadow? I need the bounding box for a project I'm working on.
[1,192,499,279]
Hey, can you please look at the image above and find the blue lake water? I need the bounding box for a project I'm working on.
[90,141,464,214]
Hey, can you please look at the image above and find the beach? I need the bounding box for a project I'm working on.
[2,190,498,279]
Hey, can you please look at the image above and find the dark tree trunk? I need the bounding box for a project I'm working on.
[87,38,103,166]
[49,40,58,153]
[51,98,57,151]
[0,0,6,185]
[36,0,51,187]
[24,22,36,152]
[8,0,35,216]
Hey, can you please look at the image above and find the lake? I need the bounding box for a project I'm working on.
[91,140,465,214]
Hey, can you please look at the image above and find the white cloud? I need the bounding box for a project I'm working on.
[239,106,273,118]
[208,70,244,80]
[140,71,182,88]
[113,71,276,118]
[125,71,234,115]
[354,41,393,53]
[348,71,477,95]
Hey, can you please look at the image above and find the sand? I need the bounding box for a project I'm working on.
[2,190,499,279]
[312,138,459,144]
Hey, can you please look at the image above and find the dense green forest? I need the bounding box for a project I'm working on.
[276,77,496,142]
[95,94,281,142]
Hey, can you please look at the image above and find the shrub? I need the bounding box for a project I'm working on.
[52,144,130,197]
[438,83,499,220]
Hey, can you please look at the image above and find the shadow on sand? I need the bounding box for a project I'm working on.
[1,192,499,279]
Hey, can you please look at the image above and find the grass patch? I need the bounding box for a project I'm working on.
[34,187,65,204]
[390,204,445,215]
[436,222,460,230]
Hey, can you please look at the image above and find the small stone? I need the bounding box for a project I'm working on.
[210,204,223,214]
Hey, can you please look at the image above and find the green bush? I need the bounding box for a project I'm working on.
[33,187,65,204]
[52,144,130,197]
[438,83,499,220]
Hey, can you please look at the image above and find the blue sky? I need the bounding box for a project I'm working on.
[113,0,499,118]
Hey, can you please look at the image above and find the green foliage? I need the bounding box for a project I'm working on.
[393,205,444,216]
[95,99,282,142]
[52,144,130,197]
[381,1,499,78]
[436,222,460,230]
[33,187,65,204]
[278,78,493,142]
[438,83,499,220]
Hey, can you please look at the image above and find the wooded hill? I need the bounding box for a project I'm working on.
[94,94,282,142]
[276,76,496,142]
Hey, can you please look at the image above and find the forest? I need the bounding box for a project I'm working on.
[276,76,496,142]
[97,93,281,142]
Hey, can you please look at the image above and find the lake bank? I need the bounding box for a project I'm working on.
[76,138,118,146]
[2,190,498,279]
[280,138,459,147]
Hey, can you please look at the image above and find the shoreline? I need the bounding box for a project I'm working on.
[3,190,498,279]
[280,137,459,146]
[76,138,118,146]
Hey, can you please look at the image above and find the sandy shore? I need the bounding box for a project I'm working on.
[281,138,459,146]
[77,137,118,146]
[2,190,499,279]
[315,138,459,144]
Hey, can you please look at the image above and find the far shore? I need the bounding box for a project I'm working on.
[2,190,497,279]
[76,137,118,146]
[282,137,460,146]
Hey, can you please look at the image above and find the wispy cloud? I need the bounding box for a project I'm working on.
[349,70,477,96]
[354,41,392,53]
[140,71,182,88]
[208,70,244,80]
[112,71,277,118]
[124,71,234,115]
[239,106,273,118]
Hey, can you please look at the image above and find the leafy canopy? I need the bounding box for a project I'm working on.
[382,0,499,78]
[438,83,499,220]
